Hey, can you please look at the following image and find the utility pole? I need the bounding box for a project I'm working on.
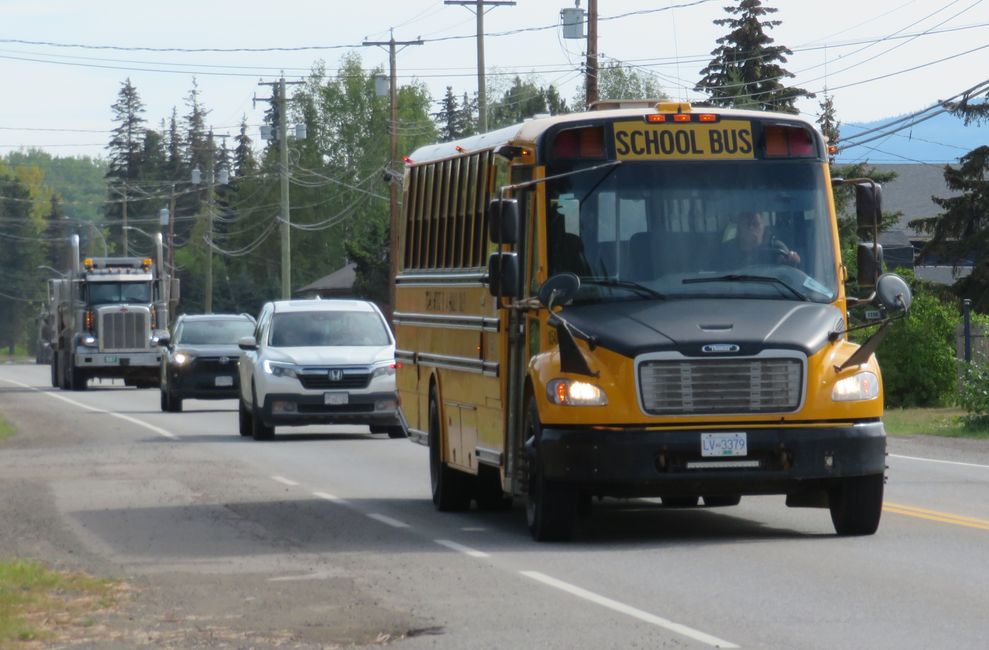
[363,31,423,317]
[168,184,176,276]
[122,189,129,256]
[585,0,598,108]
[445,0,515,132]
[257,76,303,299]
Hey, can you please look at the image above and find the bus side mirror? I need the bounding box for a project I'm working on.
[875,273,912,314]
[487,252,520,299]
[488,199,519,244]
[857,242,884,287]
[856,183,882,229]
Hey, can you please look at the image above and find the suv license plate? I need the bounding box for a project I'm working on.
[215,376,233,387]
[701,432,747,457]
[324,392,349,405]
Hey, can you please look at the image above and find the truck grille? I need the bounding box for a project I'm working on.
[99,309,151,351]
[638,357,802,415]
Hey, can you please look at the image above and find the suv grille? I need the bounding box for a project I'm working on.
[99,308,151,351]
[639,357,802,415]
[298,368,371,390]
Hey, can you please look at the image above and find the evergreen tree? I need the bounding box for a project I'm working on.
[817,93,840,164]
[458,91,478,137]
[0,171,43,354]
[436,87,462,142]
[695,0,812,113]
[911,146,989,310]
[488,77,569,129]
[105,78,147,254]
[233,118,257,178]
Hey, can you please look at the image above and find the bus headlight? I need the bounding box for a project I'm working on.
[547,379,608,406]
[832,372,879,401]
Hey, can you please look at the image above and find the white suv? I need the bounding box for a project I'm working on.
[237,299,406,441]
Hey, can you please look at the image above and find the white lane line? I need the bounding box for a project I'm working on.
[367,513,411,529]
[271,475,299,486]
[520,571,739,649]
[0,378,178,440]
[890,454,989,470]
[312,491,348,504]
[434,539,490,558]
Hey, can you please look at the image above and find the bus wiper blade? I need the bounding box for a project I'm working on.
[682,274,809,301]
[581,278,666,300]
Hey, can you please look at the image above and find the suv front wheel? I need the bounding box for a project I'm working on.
[250,384,275,441]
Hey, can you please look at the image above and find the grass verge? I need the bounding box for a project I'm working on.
[884,407,989,438]
[0,559,121,647]
[0,415,13,443]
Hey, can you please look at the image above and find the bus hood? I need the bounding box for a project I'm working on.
[560,299,842,358]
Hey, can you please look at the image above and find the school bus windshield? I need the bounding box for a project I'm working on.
[545,159,838,304]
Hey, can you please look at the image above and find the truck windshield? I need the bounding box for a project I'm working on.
[545,160,837,304]
[87,282,152,304]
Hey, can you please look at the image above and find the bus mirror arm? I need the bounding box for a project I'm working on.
[548,312,598,377]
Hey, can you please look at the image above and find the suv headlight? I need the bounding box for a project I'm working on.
[173,351,191,366]
[547,378,608,406]
[832,372,879,401]
[263,359,298,378]
[371,361,401,378]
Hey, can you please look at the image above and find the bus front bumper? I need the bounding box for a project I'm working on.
[533,422,886,498]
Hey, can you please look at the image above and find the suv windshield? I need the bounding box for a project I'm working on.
[87,282,152,304]
[270,311,390,347]
[177,319,255,345]
[545,160,837,304]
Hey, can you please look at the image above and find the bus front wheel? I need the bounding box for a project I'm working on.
[829,474,884,536]
[429,393,471,512]
[524,401,577,542]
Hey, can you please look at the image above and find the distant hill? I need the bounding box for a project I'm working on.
[834,109,987,165]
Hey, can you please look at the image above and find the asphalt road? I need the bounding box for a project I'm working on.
[2,363,989,649]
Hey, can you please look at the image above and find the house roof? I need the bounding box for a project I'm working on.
[871,163,959,239]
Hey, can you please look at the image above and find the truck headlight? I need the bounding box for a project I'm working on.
[81,335,97,346]
[832,372,879,401]
[547,378,608,406]
[263,360,298,378]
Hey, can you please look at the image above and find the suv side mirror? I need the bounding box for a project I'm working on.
[487,198,519,244]
[238,336,258,351]
[154,332,171,347]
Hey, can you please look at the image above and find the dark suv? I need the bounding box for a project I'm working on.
[158,313,256,412]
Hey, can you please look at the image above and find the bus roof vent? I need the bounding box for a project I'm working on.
[588,99,665,111]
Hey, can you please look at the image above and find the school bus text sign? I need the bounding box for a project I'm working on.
[614,120,754,161]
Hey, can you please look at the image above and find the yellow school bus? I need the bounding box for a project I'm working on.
[394,101,910,541]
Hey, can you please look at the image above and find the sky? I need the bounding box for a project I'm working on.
[3,0,988,161]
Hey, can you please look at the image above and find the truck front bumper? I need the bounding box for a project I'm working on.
[533,421,886,498]
[75,350,161,368]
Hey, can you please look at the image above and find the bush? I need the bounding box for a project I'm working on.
[875,290,958,407]
[958,360,989,427]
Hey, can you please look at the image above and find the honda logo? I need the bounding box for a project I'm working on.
[328,369,344,381]
[219,356,230,364]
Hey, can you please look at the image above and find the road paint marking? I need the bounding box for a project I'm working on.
[434,539,490,558]
[271,475,299,487]
[0,378,178,440]
[460,527,487,532]
[367,513,411,529]
[268,571,338,582]
[890,454,989,470]
[312,491,348,504]
[883,501,989,532]
[520,571,738,648]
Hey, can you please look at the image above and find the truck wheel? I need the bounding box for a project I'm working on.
[238,399,252,437]
[428,392,471,511]
[524,400,577,542]
[160,388,170,412]
[830,474,884,536]
[250,385,274,441]
[168,395,183,413]
[70,367,88,391]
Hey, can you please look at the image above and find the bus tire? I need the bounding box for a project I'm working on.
[250,385,274,441]
[830,474,884,536]
[429,392,471,512]
[662,496,699,508]
[475,465,512,511]
[524,401,577,542]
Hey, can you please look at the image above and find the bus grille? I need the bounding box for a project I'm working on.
[638,358,802,415]
[99,309,151,351]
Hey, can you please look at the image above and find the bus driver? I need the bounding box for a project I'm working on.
[721,211,801,268]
